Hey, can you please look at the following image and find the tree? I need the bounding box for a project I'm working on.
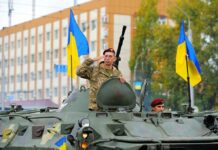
[133,0,218,110]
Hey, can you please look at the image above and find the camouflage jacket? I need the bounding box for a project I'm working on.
[76,58,121,110]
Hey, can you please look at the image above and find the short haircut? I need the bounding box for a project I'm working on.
[103,48,115,55]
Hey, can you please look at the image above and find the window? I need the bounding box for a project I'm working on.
[63,27,67,37]
[46,69,50,78]
[24,37,28,46]
[46,51,50,60]
[38,52,42,62]
[11,59,14,66]
[38,34,42,43]
[0,44,2,52]
[4,43,8,51]
[91,19,97,30]
[81,22,86,32]
[31,54,35,63]
[38,71,42,80]
[24,73,28,82]
[11,41,14,49]
[54,49,58,59]
[24,55,28,64]
[63,47,66,57]
[10,75,14,83]
[17,39,21,48]
[38,89,42,98]
[31,36,35,45]
[17,74,21,82]
[31,72,35,80]
[17,57,21,65]
[46,32,50,41]
[91,41,96,51]
[54,29,58,39]
[54,87,58,96]
[46,88,50,97]
[62,86,67,95]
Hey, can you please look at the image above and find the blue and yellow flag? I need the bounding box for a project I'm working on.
[67,9,89,78]
[55,136,67,150]
[176,21,202,86]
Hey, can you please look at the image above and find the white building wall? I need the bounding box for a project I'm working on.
[113,15,131,82]
[22,30,29,95]
[89,9,97,58]
[9,33,15,95]
[29,28,36,100]
[16,32,21,100]
[100,7,107,53]
[37,26,43,98]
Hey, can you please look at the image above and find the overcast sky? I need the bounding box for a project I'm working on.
[0,0,90,29]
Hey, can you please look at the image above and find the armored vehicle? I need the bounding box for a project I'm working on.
[1,77,218,150]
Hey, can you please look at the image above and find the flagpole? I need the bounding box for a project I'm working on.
[185,54,193,113]
[70,55,73,91]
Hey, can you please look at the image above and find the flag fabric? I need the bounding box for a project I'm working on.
[67,9,89,78]
[55,136,67,150]
[176,21,202,86]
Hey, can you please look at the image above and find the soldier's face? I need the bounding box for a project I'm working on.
[152,104,165,112]
[104,52,116,66]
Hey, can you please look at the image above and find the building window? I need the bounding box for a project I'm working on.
[38,34,42,43]
[46,69,50,78]
[0,44,2,52]
[24,55,28,64]
[38,89,42,98]
[54,87,58,97]
[24,73,28,82]
[62,86,67,95]
[54,29,58,39]
[54,49,58,59]
[31,54,35,63]
[91,41,96,51]
[31,36,35,45]
[46,32,50,41]
[38,52,42,62]
[46,88,50,97]
[63,27,67,37]
[17,74,21,82]
[4,43,8,51]
[24,37,28,47]
[11,41,14,49]
[10,75,14,83]
[46,51,50,60]
[11,59,14,66]
[31,72,35,80]
[17,39,21,48]
[38,71,42,80]
[91,19,97,30]
[17,57,21,65]
[81,22,86,32]
[63,47,66,57]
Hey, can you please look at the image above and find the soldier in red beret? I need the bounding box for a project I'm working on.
[151,98,165,112]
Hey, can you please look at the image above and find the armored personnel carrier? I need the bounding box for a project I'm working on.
[0,77,218,150]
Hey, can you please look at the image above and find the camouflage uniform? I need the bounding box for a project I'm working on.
[76,58,121,110]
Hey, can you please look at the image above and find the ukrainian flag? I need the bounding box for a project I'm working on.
[176,21,202,86]
[55,136,67,150]
[67,9,89,78]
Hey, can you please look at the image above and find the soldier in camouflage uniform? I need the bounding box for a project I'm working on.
[77,48,124,111]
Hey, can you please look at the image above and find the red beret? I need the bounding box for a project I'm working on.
[151,98,164,107]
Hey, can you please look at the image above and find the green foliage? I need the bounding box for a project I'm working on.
[133,0,218,110]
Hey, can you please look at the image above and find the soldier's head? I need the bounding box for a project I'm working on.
[151,98,165,112]
[103,48,116,67]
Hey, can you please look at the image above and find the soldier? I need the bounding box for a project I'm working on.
[151,98,165,112]
[77,48,124,111]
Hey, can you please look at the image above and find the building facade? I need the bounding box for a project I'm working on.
[0,0,172,107]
